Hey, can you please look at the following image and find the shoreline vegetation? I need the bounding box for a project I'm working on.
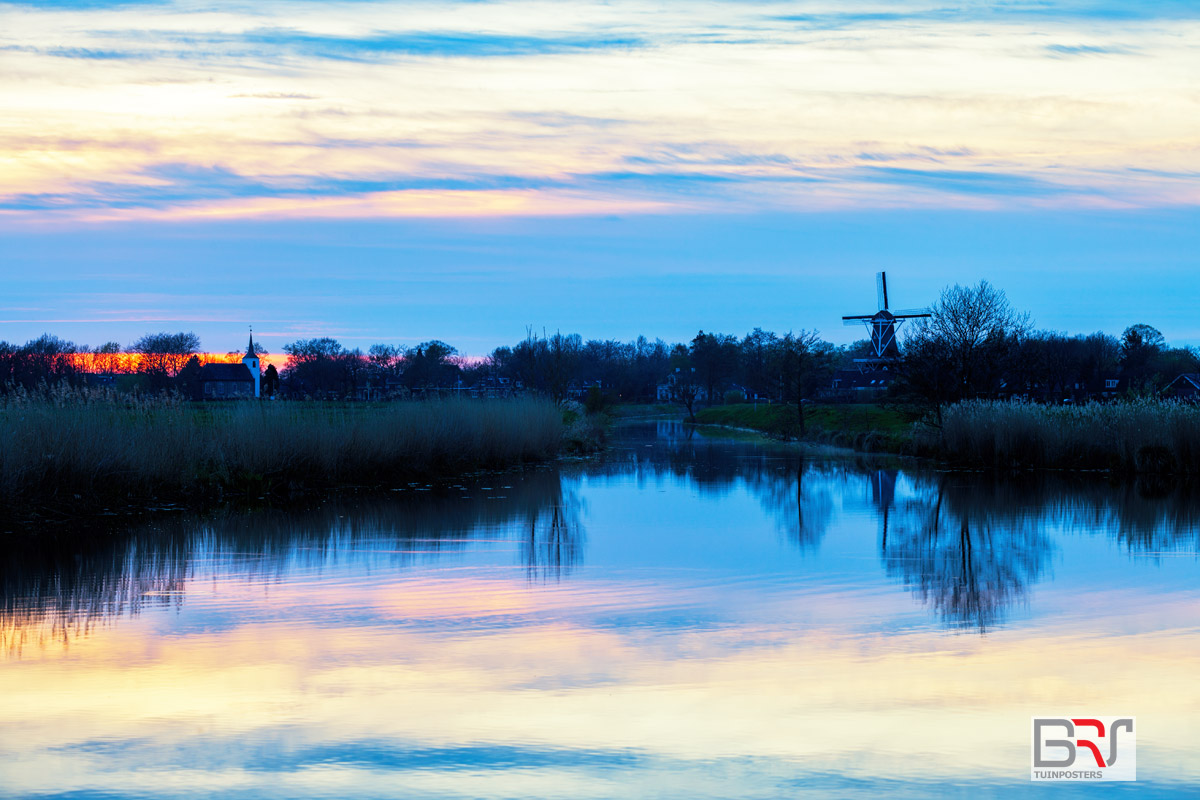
[1,388,578,520]
[679,399,1200,476]
[4,391,1198,526]
[930,399,1200,474]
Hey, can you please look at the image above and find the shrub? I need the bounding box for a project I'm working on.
[584,386,607,414]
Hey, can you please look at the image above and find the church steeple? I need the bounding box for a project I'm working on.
[242,326,261,398]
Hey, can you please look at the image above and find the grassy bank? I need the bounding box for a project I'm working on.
[692,399,1200,474]
[924,399,1200,474]
[0,389,564,513]
[608,403,686,418]
[694,402,911,452]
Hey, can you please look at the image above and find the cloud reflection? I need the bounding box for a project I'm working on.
[2,426,1200,796]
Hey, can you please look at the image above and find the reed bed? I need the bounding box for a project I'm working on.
[923,399,1200,473]
[0,386,563,507]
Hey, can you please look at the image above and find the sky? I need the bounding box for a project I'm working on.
[1,0,1198,356]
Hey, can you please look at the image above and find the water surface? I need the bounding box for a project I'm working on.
[2,422,1198,798]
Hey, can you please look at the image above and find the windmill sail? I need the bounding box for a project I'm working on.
[876,272,889,311]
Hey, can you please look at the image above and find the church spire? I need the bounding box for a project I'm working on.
[242,326,261,398]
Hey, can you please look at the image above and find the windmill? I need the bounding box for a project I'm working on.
[842,272,930,364]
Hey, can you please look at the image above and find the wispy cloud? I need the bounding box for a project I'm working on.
[235,28,647,60]
[1044,43,1136,57]
[0,163,567,211]
[773,1,1200,26]
[0,0,168,7]
[11,27,646,63]
[1,0,1198,219]
[230,91,316,100]
[848,167,1068,198]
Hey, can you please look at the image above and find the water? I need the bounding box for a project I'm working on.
[2,422,1198,798]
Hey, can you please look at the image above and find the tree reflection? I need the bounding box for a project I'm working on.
[881,476,1053,632]
[523,492,585,582]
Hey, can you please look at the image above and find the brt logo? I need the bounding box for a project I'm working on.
[1031,717,1136,782]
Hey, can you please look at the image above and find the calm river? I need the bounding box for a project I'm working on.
[2,422,1198,798]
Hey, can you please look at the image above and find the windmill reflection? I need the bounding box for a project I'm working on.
[871,468,898,551]
[597,421,833,549]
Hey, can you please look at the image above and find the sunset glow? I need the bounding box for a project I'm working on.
[3,1,1199,223]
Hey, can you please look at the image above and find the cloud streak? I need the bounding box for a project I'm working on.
[1,0,1198,219]
[6,29,646,63]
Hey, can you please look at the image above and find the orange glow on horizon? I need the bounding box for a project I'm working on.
[66,351,286,375]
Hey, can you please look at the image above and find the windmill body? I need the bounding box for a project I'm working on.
[842,272,930,367]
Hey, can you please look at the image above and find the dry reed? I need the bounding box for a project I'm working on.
[0,385,563,506]
[920,399,1200,473]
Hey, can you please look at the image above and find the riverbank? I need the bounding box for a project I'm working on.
[694,402,912,453]
[0,390,566,519]
[683,398,1200,476]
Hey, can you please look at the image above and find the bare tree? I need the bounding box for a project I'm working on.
[900,281,1029,417]
[367,343,404,374]
[131,332,201,378]
[770,330,829,437]
[545,332,582,405]
[92,341,123,375]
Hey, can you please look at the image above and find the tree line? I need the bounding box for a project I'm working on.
[2,281,1196,410]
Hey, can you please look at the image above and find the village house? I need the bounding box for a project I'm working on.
[656,368,709,404]
[829,367,893,401]
[1166,374,1200,401]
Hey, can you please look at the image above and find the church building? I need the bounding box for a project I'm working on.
[198,332,261,399]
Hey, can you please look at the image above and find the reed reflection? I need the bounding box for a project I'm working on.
[1,469,583,655]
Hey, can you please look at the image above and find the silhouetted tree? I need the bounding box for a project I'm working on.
[176,355,203,400]
[740,328,779,400]
[770,330,830,437]
[262,363,280,398]
[544,332,582,404]
[899,281,1029,418]
[403,340,460,391]
[132,331,200,391]
[281,337,351,397]
[668,344,701,421]
[91,341,123,375]
[14,334,81,388]
[1117,323,1196,392]
[690,331,739,405]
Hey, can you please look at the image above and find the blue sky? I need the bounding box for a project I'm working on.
[0,0,1197,354]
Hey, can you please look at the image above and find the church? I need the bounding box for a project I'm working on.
[198,333,261,399]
